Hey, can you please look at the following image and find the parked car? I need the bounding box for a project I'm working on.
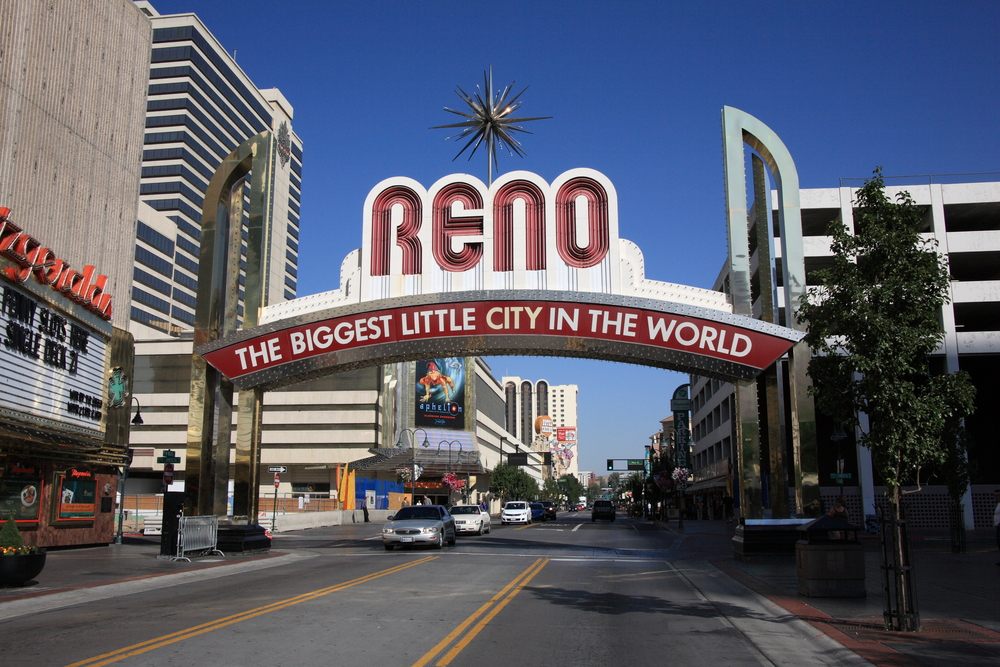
[450,504,491,535]
[382,505,456,550]
[591,499,616,522]
[540,500,557,521]
[501,500,531,525]
[530,502,546,522]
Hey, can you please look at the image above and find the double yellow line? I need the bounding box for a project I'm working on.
[413,557,549,667]
[67,556,436,667]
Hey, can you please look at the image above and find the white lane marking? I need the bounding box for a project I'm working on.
[572,523,583,532]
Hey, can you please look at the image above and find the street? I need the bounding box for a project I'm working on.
[0,514,862,667]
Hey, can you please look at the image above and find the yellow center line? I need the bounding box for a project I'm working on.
[412,557,549,667]
[67,556,437,667]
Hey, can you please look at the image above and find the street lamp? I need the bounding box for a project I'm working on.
[395,428,429,505]
[130,396,144,426]
[115,397,142,544]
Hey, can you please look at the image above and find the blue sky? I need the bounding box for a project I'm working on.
[153,0,999,473]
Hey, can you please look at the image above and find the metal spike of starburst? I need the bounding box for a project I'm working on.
[432,67,551,185]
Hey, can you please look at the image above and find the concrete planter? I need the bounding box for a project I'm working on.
[795,541,866,597]
[0,551,46,587]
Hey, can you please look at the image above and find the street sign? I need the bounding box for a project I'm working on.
[157,449,181,464]
[507,452,528,466]
[162,462,174,486]
[273,472,281,488]
[830,473,853,480]
[626,459,645,471]
[267,466,287,473]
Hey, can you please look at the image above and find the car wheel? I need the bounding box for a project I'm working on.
[592,517,596,522]
[435,533,444,549]
[384,543,394,551]
[476,522,483,536]
[448,531,456,546]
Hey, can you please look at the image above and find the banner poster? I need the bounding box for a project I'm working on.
[53,469,96,522]
[415,358,466,430]
[0,463,41,524]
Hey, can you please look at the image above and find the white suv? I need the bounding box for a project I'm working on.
[501,501,531,525]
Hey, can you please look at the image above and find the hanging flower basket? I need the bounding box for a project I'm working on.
[442,472,465,492]
[671,467,692,491]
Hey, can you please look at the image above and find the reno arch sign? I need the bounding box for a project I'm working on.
[199,168,803,389]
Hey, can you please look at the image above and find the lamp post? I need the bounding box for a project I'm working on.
[115,397,143,544]
[395,428,429,505]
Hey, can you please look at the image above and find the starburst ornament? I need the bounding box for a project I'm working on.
[433,67,551,185]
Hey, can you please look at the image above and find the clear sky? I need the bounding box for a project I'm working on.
[152,0,999,473]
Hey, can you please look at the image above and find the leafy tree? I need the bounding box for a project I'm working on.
[586,479,602,504]
[542,478,563,503]
[557,474,585,506]
[798,168,975,630]
[489,463,538,503]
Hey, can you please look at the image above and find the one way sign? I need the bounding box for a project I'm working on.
[268,466,287,473]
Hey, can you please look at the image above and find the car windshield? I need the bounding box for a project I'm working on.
[392,507,441,520]
[531,503,543,509]
[505,502,527,510]
[450,506,479,515]
[595,501,612,508]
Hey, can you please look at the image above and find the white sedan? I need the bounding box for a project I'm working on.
[449,504,492,535]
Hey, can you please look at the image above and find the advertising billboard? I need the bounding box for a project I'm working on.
[415,358,466,429]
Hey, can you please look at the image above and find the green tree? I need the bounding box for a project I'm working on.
[797,168,975,630]
[489,464,538,503]
[586,479,602,504]
[557,474,585,507]
[542,478,563,503]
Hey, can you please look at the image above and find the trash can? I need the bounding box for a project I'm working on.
[795,514,866,597]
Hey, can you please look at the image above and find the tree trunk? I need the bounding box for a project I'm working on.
[880,486,920,631]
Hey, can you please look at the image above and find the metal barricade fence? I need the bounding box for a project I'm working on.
[173,514,225,562]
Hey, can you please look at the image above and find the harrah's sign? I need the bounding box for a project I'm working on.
[0,207,113,320]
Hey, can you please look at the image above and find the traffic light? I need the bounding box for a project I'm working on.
[606,459,614,471]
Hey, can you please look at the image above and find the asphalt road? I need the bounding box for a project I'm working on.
[1,514,867,666]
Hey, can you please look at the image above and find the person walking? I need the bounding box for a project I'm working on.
[361,498,370,523]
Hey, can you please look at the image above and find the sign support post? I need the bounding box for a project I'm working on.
[271,472,280,531]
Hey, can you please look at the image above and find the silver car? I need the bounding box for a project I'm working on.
[382,505,457,550]
[449,504,491,535]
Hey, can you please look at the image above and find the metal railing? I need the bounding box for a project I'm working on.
[172,514,224,563]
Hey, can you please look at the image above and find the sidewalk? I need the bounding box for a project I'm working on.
[0,534,276,604]
[677,520,1000,666]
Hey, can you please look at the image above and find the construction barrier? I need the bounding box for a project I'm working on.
[171,514,225,562]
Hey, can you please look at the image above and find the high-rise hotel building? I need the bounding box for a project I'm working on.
[131,1,302,337]
[502,377,580,479]
[126,2,319,495]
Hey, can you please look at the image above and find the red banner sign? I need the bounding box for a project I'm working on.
[202,299,796,381]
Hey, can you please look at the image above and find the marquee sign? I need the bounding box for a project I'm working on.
[0,207,112,434]
[199,168,804,389]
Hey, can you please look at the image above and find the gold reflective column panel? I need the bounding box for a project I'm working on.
[722,107,819,518]
[186,131,275,518]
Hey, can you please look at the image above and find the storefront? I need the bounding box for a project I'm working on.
[0,209,129,548]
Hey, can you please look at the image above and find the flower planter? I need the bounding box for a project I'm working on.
[0,552,46,586]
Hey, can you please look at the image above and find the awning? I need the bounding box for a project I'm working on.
[352,446,487,475]
[687,475,729,493]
